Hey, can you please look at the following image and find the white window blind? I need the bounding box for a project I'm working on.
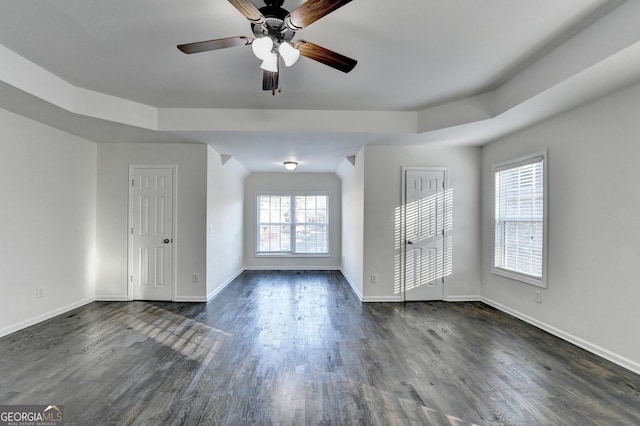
[257,194,329,255]
[258,195,292,253]
[494,155,545,283]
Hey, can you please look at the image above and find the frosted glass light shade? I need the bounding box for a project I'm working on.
[260,53,279,72]
[252,37,273,60]
[284,161,298,171]
[278,42,300,67]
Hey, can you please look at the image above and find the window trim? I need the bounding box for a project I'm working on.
[492,151,548,288]
[255,191,331,258]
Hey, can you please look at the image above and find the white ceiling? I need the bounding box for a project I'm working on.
[1,0,639,172]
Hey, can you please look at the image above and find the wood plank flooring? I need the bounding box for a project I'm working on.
[1,270,639,425]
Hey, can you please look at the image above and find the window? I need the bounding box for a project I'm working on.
[257,194,329,255]
[493,152,547,287]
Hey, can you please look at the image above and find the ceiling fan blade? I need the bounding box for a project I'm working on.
[295,40,357,73]
[228,0,265,25]
[263,70,279,91]
[177,36,251,54]
[285,0,353,31]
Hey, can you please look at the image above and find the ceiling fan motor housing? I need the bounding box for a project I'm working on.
[252,4,294,43]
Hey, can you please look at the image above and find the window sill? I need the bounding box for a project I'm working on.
[255,252,331,258]
[492,267,547,288]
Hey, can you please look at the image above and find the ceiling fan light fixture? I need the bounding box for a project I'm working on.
[251,36,273,60]
[260,52,279,72]
[278,42,300,67]
[284,161,298,171]
[177,0,358,91]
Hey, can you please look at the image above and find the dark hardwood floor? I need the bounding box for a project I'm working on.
[1,271,639,425]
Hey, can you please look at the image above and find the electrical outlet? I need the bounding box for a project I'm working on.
[192,273,199,284]
[370,273,378,283]
[36,288,44,298]
[535,290,542,303]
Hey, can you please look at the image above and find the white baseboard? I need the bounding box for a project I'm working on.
[481,297,640,376]
[173,296,207,302]
[362,295,404,302]
[445,295,482,302]
[357,294,481,303]
[95,295,128,302]
[207,268,244,301]
[0,297,95,339]
[243,266,340,271]
[339,269,363,301]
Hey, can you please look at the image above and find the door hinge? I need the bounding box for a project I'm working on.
[131,179,134,187]
[130,275,133,282]
[131,227,134,234]
[442,181,445,189]
[442,229,445,236]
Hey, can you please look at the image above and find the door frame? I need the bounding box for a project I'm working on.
[127,165,178,301]
[400,166,448,302]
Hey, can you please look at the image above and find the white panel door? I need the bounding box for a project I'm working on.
[130,167,174,301]
[404,169,446,301]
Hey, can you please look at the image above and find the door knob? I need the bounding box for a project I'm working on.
[163,239,170,244]
[407,240,414,245]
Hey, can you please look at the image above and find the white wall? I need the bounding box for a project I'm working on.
[244,173,342,269]
[96,143,207,301]
[206,147,248,299]
[336,150,365,298]
[0,109,96,337]
[481,82,640,374]
[362,144,482,301]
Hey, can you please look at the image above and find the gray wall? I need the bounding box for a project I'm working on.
[206,147,248,299]
[336,150,365,298]
[96,143,207,301]
[360,144,482,301]
[481,82,640,373]
[0,109,96,336]
[244,172,342,269]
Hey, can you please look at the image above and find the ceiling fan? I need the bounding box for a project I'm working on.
[177,0,357,94]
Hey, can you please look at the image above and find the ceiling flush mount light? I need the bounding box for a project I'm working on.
[177,0,358,95]
[284,161,298,171]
